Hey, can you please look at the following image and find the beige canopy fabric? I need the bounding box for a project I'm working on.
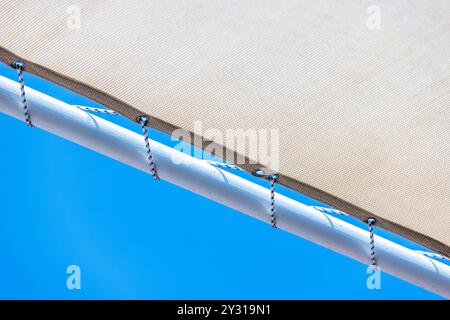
[1,0,449,256]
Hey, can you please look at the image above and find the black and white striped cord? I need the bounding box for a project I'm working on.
[367,217,377,268]
[11,61,32,127]
[9,71,274,225]
[269,174,278,229]
[252,169,279,229]
[69,106,157,180]
[137,115,159,181]
[70,106,157,181]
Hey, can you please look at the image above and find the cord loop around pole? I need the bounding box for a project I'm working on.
[137,115,159,181]
[252,168,279,229]
[269,174,278,229]
[367,217,377,268]
[11,61,32,128]
[206,160,243,171]
[74,105,118,115]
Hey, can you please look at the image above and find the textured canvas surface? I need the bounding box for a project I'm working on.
[0,0,449,255]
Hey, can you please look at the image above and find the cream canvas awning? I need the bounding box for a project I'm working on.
[1,0,449,256]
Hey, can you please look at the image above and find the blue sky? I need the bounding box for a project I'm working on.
[0,62,446,299]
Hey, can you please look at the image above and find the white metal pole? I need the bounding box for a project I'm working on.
[0,75,449,298]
